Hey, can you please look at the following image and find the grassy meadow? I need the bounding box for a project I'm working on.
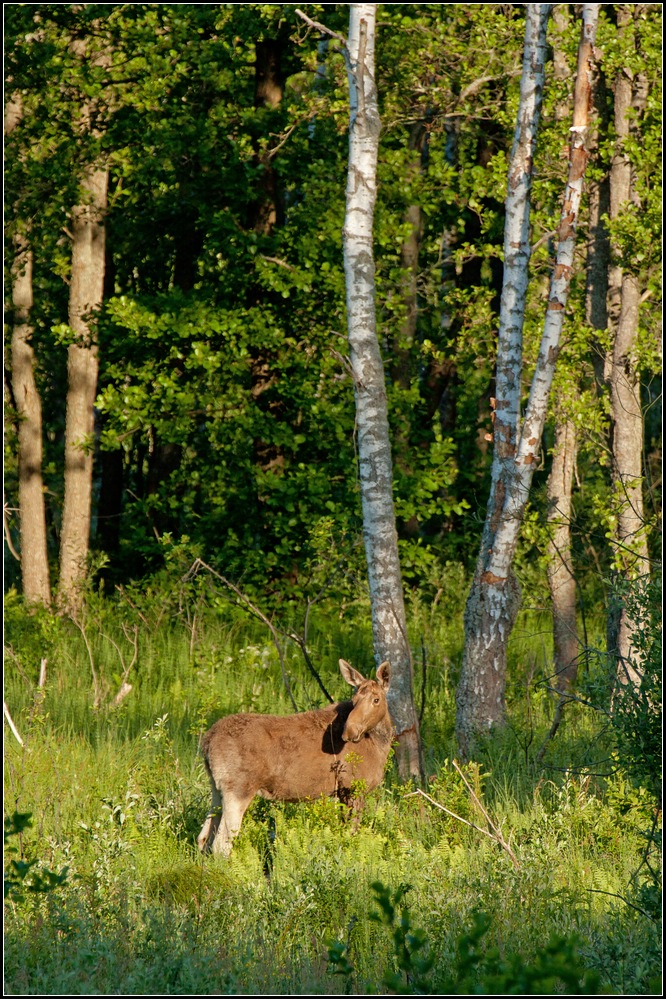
[3,578,661,995]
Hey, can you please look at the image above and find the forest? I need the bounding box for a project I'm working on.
[3,3,662,995]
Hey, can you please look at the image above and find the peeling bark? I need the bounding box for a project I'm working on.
[342,4,422,778]
[456,4,599,759]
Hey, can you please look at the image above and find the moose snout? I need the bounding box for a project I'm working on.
[343,723,363,743]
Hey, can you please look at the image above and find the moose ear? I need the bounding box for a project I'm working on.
[339,659,365,688]
[376,661,391,690]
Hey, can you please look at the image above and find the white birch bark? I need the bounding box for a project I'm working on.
[456,4,599,757]
[343,3,421,777]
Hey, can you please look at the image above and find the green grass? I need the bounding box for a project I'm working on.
[3,586,661,995]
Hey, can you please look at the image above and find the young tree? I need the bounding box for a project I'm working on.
[456,4,600,758]
[5,95,52,606]
[343,3,421,777]
[605,4,652,687]
[545,6,581,696]
[297,4,422,776]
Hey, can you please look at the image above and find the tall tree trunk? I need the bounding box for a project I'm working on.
[6,95,51,606]
[545,5,580,695]
[605,5,650,687]
[456,4,551,757]
[456,4,598,759]
[10,235,52,607]
[58,164,108,613]
[546,419,579,691]
[343,3,422,777]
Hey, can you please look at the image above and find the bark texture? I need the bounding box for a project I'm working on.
[456,4,599,758]
[343,4,422,777]
[605,5,650,686]
[456,4,552,758]
[11,236,52,606]
[546,419,579,691]
[6,95,51,605]
[545,5,580,696]
[58,164,108,613]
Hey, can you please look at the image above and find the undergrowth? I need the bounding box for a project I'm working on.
[3,583,661,995]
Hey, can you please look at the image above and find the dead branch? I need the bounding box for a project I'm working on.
[69,613,103,709]
[3,499,20,561]
[103,622,139,710]
[455,760,519,869]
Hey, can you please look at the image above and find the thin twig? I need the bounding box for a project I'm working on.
[69,614,102,709]
[294,8,346,46]
[288,631,334,703]
[103,623,139,709]
[584,887,657,921]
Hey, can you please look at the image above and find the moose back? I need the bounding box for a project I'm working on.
[197,659,393,856]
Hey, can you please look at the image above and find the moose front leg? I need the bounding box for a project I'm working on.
[197,784,222,853]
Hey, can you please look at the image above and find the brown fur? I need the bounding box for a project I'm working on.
[197,659,393,855]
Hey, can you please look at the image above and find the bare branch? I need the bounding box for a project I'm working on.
[406,787,519,869]
[294,8,346,46]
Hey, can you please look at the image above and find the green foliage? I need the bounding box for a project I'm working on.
[3,587,662,995]
[4,811,69,901]
[610,574,662,803]
[329,882,604,995]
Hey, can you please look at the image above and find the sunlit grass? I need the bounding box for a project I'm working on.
[3,590,661,995]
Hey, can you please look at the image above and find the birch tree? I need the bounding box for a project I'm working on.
[297,4,422,777]
[456,4,600,758]
[343,3,422,777]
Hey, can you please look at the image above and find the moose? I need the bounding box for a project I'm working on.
[197,658,393,856]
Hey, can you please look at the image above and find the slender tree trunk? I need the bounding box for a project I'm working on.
[606,5,650,686]
[343,3,422,777]
[58,164,108,613]
[456,4,551,757]
[10,235,52,607]
[456,4,598,758]
[6,95,51,606]
[546,419,579,690]
[545,5,580,695]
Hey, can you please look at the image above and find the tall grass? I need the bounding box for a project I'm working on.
[4,583,661,995]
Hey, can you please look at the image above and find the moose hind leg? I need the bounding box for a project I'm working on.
[211,791,253,857]
[197,784,222,853]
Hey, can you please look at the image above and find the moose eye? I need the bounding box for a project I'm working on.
[373,697,380,704]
